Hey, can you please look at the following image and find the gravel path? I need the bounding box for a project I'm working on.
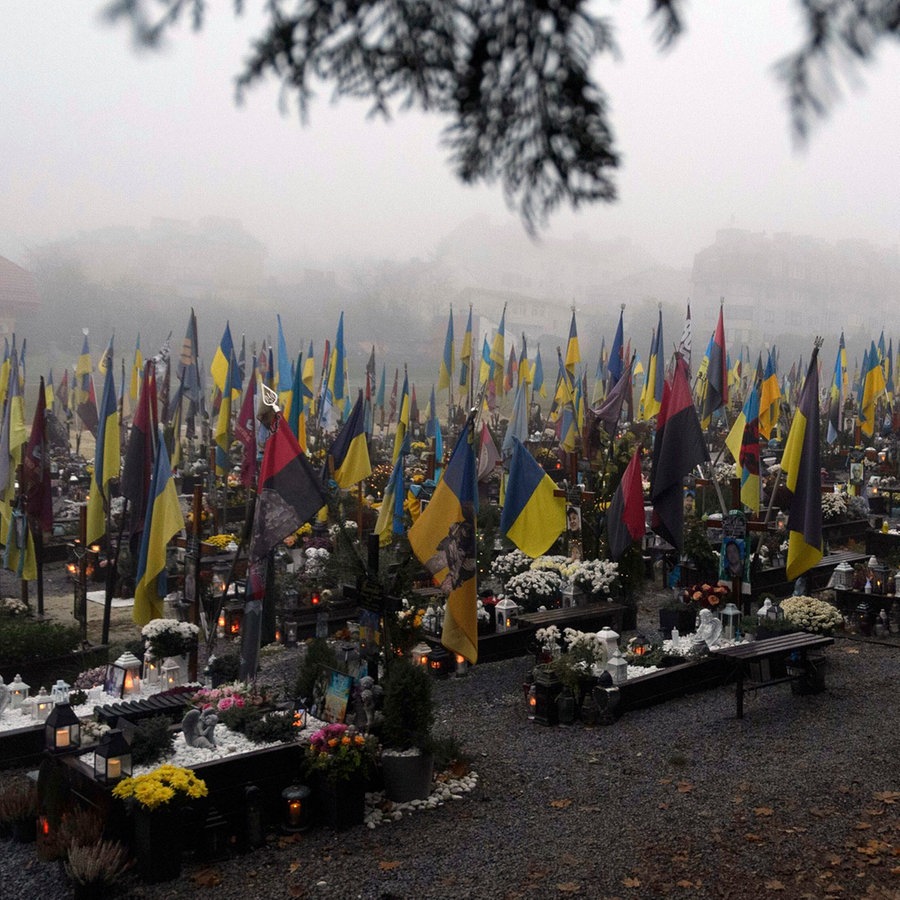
[3,592,900,899]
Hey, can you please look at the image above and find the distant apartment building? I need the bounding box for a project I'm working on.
[691,229,900,345]
[0,255,41,337]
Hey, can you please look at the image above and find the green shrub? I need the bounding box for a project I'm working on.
[294,638,337,702]
[243,711,296,744]
[208,653,241,684]
[380,658,434,751]
[0,620,82,664]
[215,703,261,734]
[130,716,175,766]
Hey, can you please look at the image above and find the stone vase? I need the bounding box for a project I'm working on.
[313,775,365,831]
[380,750,435,803]
[133,805,183,883]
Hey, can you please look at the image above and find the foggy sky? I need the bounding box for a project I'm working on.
[2,2,898,272]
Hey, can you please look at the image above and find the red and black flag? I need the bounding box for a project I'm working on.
[22,376,53,534]
[121,361,158,534]
[701,301,728,424]
[650,355,709,552]
[607,449,645,560]
[249,416,328,562]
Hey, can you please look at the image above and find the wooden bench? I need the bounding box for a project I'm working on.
[519,602,627,634]
[712,632,834,718]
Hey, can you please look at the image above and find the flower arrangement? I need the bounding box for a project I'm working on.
[0,597,29,617]
[535,625,561,655]
[781,595,844,634]
[681,582,729,611]
[562,558,619,596]
[205,533,238,551]
[306,723,379,782]
[189,682,266,713]
[490,549,533,587]
[822,492,849,522]
[530,555,569,575]
[112,764,208,811]
[141,619,199,661]
[390,601,426,654]
[503,568,564,612]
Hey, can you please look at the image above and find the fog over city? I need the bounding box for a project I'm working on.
[2,2,899,372]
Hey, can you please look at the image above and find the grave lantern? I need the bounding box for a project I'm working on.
[869,559,889,595]
[281,784,312,832]
[94,729,132,783]
[454,653,468,677]
[32,687,54,721]
[596,627,620,663]
[50,679,71,705]
[833,561,854,591]
[605,649,629,685]
[142,648,159,685]
[113,652,143,697]
[720,603,741,641]
[427,647,452,678]
[45,700,81,752]
[494,597,519,632]
[9,673,29,709]
[411,641,432,668]
[284,621,299,647]
[293,703,307,731]
[161,657,181,688]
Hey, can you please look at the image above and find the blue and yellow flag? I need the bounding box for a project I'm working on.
[459,305,473,391]
[533,346,546,399]
[759,350,781,440]
[409,419,479,663]
[438,308,454,392]
[276,314,293,417]
[214,354,234,477]
[134,428,186,626]
[724,378,761,512]
[783,345,823,581]
[326,390,371,489]
[564,308,580,377]
[500,437,565,558]
[490,305,506,397]
[211,322,235,396]
[86,345,120,544]
[479,336,492,387]
[391,372,410,464]
[859,340,886,438]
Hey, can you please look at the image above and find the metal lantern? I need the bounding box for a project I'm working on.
[281,784,312,832]
[32,687,54,721]
[293,704,308,731]
[113,652,143,697]
[161,657,181,689]
[720,603,741,641]
[93,729,132,783]
[833,561,854,591]
[606,649,629,685]
[427,647,452,678]
[211,561,229,597]
[869,559,889,595]
[45,700,81,752]
[284,620,299,647]
[8,674,29,709]
[411,641,432,668]
[50,679,71,705]
[494,597,519,632]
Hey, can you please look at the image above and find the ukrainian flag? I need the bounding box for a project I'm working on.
[565,308,580,377]
[438,308,454,391]
[326,390,371,488]
[500,437,565,558]
[409,420,479,663]
[211,323,235,396]
[134,429,185,626]
[86,348,120,544]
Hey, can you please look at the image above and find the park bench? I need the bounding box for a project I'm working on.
[712,632,834,718]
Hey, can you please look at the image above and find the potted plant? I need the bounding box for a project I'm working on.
[305,723,379,830]
[111,764,208,882]
[379,657,436,802]
[64,840,131,900]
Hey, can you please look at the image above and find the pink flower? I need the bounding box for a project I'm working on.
[217,697,234,711]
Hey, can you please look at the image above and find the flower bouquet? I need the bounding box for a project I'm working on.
[682,582,729,612]
[141,619,199,661]
[306,723,379,783]
[504,568,564,612]
[562,558,619,597]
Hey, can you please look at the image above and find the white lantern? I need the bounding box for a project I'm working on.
[596,627,620,664]
[8,674,30,709]
[606,649,629,685]
[114,652,143,697]
[161,657,181,688]
[50,679,71,705]
[494,597,519,633]
[720,603,741,641]
[833,561,854,591]
[410,641,432,668]
[32,687,54,721]
[142,648,160,685]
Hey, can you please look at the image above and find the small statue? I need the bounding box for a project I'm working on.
[182,708,218,749]
[693,608,723,650]
[357,675,381,733]
[0,680,9,719]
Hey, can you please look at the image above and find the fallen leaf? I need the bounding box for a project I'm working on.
[556,883,581,893]
[844,647,860,654]
[754,807,774,817]
[659,777,673,785]
[873,791,900,804]
[765,879,784,891]
[745,833,763,842]
[658,802,670,810]
[578,805,602,813]
[379,861,402,871]
[854,823,872,830]
[890,866,900,876]
[676,781,694,794]
[192,869,222,887]
[676,880,696,888]
[550,799,573,809]
[289,887,305,898]
[824,885,843,894]
[864,808,885,817]
[733,795,745,805]
[827,856,843,867]
[623,876,641,888]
